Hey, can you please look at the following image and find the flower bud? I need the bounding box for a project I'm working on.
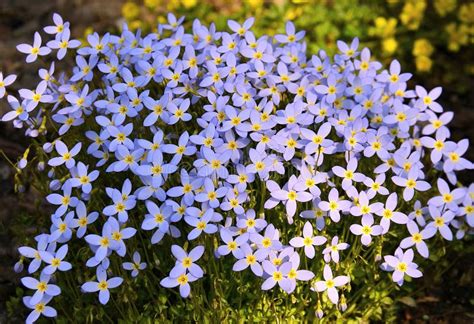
[339,294,347,312]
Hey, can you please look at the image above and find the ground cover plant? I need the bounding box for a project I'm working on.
[1,12,473,323]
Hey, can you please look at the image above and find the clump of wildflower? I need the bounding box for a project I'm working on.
[1,13,472,322]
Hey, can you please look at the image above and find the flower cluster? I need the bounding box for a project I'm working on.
[2,13,473,322]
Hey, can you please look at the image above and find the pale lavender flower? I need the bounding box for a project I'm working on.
[415,86,443,112]
[48,140,82,169]
[261,260,292,292]
[392,168,431,201]
[18,235,50,274]
[322,236,349,263]
[267,175,313,223]
[382,248,422,286]
[399,221,436,258]
[71,201,98,238]
[232,243,266,276]
[363,174,389,198]
[46,181,78,217]
[184,208,218,240]
[0,72,17,99]
[375,193,408,233]
[312,264,349,304]
[350,215,383,246]
[17,32,51,63]
[43,13,69,35]
[160,272,198,298]
[169,245,205,279]
[19,80,53,111]
[68,162,99,194]
[289,221,326,259]
[318,188,351,222]
[350,191,383,217]
[39,244,72,275]
[216,228,246,259]
[81,266,123,304]
[21,273,61,305]
[47,28,81,60]
[426,205,455,241]
[23,295,57,324]
[123,252,147,277]
[428,178,466,211]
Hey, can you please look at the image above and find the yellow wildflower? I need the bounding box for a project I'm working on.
[144,0,161,9]
[446,23,469,52]
[285,7,303,20]
[382,37,398,55]
[370,17,397,38]
[122,2,140,21]
[434,0,457,17]
[400,0,426,30]
[181,0,197,9]
[415,56,432,72]
[412,39,434,57]
[459,3,474,24]
[245,0,264,9]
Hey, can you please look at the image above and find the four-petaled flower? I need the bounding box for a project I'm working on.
[312,264,349,304]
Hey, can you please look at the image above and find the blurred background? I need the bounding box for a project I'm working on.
[0,0,473,322]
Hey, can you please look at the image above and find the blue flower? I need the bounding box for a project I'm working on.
[81,266,123,304]
[23,295,57,324]
[39,244,72,275]
[21,273,61,305]
[0,72,16,99]
[16,32,51,63]
[123,251,147,277]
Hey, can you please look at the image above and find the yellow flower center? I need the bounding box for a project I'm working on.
[326,279,335,288]
[412,233,422,243]
[406,179,416,188]
[449,153,459,162]
[262,237,272,248]
[434,140,444,150]
[35,303,45,313]
[442,193,453,203]
[37,281,47,292]
[196,221,206,230]
[246,219,256,228]
[396,262,407,272]
[112,231,122,241]
[98,280,108,290]
[361,205,371,214]
[344,170,354,179]
[246,254,256,265]
[434,217,444,227]
[228,241,237,250]
[396,112,407,122]
[100,237,110,247]
[255,161,265,171]
[287,191,297,201]
[182,257,192,268]
[62,195,70,205]
[383,209,393,219]
[116,202,126,212]
[51,258,61,267]
[59,223,67,233]
[177,274,188,285]
[272,271,283,281]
